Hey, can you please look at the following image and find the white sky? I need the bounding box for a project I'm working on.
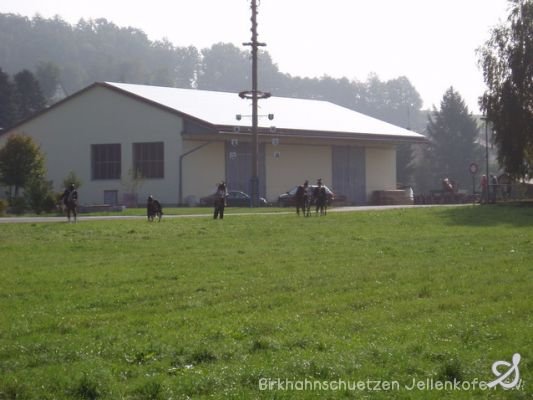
[0,0,509,112]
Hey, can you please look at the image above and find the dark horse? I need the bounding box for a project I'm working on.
[147,195,163,222]
[61,184,78,223]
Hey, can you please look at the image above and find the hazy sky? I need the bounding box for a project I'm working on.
[1,0,509,112]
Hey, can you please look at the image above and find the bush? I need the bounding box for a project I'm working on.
[62,170,82,190]
[9,196,26,214]
[24,178,57,214]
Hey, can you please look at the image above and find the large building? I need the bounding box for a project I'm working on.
[0,82,425,206]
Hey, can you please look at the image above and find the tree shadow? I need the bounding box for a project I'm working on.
[439,203,533,227]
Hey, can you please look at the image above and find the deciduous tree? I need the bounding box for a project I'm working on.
[478,0,533,176]
[0,133,46,197]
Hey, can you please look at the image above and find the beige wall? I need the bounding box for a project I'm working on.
[182,140,225,202]
[265,143,332,201]
[7,86,183,205]
[365,146,396,200]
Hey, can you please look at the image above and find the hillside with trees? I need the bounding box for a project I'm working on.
[0,13,426,129]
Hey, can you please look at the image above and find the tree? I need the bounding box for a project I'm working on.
[0,133,46,197]
[24,176,56,214]
[197,43,250,91]
[121,167,145,207]
[14,69,46,120]
[424,87,482,191]
[478,0,533,176]
[62,170,83,191]
[35,61,61,102]
[0,68,18,129]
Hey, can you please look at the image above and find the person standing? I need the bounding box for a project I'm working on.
[314,178,327,215]
[213,181,227,219]
[295,180,307,216]
[304,180,312,216]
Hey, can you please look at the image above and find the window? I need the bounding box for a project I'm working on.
[91,144,121,180]
[103,190,118,206]
[133,142,164,178]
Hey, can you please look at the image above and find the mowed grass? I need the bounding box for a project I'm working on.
[0,206,531,399]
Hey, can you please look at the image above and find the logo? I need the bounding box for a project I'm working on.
[487,353,521,389]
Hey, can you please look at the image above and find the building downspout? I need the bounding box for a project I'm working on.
[178,141,212,205]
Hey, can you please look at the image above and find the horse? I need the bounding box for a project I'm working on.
[64,198,78,222]
[295,184,306,216]
[147,196,163,222]
[61,185,78,222]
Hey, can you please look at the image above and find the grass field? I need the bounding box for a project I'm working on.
[0,205,531,399]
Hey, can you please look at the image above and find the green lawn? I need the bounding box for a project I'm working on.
[0,205,531,399]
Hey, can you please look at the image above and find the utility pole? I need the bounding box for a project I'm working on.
[240,0,269,207]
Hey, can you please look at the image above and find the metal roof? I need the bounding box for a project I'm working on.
[105,82,425,141]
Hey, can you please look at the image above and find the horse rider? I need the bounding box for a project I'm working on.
[60,183,78,223]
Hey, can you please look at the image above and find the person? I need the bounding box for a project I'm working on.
[314,178,328,216]
[147,195,163,222]
[213,181,227,219]
[442,177,454,193]
[295,180,307,216]
[442,177,455,203]
[60,183,78,223]
[480,174,488,204]
[304,180,312,216]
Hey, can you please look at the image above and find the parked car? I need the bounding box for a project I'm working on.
[278,185,346,207]
[199,190,268,207]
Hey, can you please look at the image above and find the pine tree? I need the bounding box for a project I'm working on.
[425,87,483,190]
[0,68,18,129]
[14,69,46,120]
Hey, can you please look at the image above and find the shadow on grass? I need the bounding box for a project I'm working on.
[439,202,533,227]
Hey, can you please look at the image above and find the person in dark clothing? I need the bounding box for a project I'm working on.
[295,180,308,216]
[314,178,327,216]
[147,195,163,222]
[213,182,227,219]
[60,183,78,223]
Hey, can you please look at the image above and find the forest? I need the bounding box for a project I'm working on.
[0,12,485,192]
